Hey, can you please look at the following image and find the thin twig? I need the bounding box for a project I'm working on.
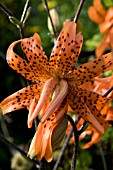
[0,1,37,163]
[67,115,79,170]
[78,121,88,135]
[19,0,30,38]
[53,118,78,170]
[42,0,57,37]
[0,132,40,165]
[0,51,6,60]
[0,3,13,16]
[103,86,113,97]
[53,127,73,170]
[74,0,85,23]
[98,141,107,170]
[19,23,25,39]
[53,117,80,170]
[99,86,113,112]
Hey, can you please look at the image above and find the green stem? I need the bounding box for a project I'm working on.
[98,141,107,170]
[20,0,30,22]
[0,3,13,16]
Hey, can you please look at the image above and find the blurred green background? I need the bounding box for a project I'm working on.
[0,0,113,170]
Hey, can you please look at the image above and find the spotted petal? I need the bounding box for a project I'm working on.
[6,38,49,83]
[0,84,41,114]
[49,21,83,77]
[68,85,110,133]
[67,52,113,85]
[21,33,50,78]
[28,112,65,162]
[28,121,53,162]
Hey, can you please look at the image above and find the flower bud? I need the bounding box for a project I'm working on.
[51,116,68,150]
[48,9,62,35]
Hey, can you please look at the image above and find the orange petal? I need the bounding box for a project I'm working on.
[88,6,104,24]
[93,0,106,17]
[68,91,104,133]
[99,21,113,34]
[110,28,113,49]
[28,122,44,160]
[67,52,113,85]
[44,135,53,162]
[49,21,83,77]
[82,129,100,149]
[95,35,110,57]
[6,37,49,83]
[0,84,41,114]
[27,94,41,128]
[77,86,110,129]
[21,33,50,78]
[105,7,113,21]
[28,115,57,162]
[68,85,110,133]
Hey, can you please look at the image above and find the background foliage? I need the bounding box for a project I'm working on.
[0,0,113,170]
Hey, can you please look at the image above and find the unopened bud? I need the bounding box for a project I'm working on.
[48,9,62,35]
[52,116,68,150]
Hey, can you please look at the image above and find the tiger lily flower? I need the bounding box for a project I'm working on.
[88,0,113,57]
[0,20,113,161]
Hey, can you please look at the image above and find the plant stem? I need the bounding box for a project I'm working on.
[78,121,88,135]
[0,3,13,16]
[53,115,79,170]
[0,51,6,60]
[20,0,30,22]
[0,132,39,165]
[98,141,107,170]
[74,0,85,23]
[67,115,79,170]
[103,86,113,97]
[19,0,30,38]
[53,127,73,170]
[42,0,57,37]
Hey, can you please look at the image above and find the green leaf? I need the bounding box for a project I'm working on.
[103,0,113,7]
[9,16,21,28]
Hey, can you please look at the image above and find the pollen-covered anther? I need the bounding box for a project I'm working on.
[41,79,68,123]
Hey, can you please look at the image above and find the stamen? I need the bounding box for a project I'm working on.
[52,84,60,100]
[29,77,58,125]
[41,79,68,123]
[28,98,36,128]
[39,97,50,117]
[53,103,68,123]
